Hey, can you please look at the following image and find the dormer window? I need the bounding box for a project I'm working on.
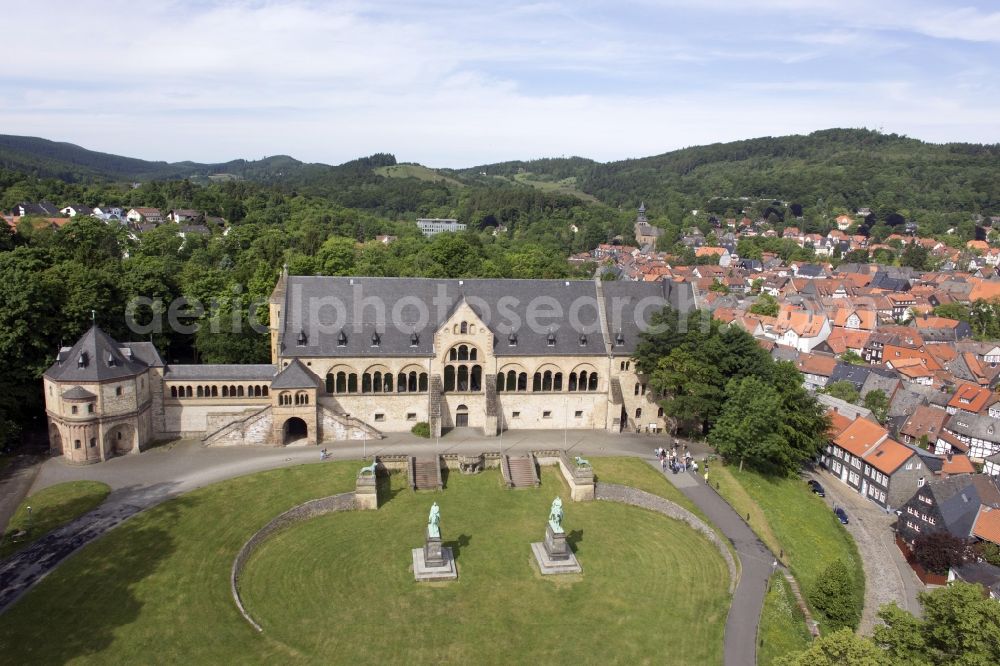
[337,329,347,346]
[615,330,625,346]
[371,331,381,347]
[547,329,556,347]
[107,353,116,367]
[410,331,419,347]
[297,329,307,346]
[508,332,517,346]
[579,333,587,346]
[78,352,88,368]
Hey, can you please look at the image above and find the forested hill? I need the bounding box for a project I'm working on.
[0,134,335,183]
[3,129,998,220]
[458,129,1000,220]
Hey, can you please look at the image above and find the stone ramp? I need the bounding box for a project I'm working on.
[504,455,539,488]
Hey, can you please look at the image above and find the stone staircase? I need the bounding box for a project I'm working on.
[503,455,539,488]
[410,456,443,491]
[429,374,442,437]
[202,406,271,446]
[609,377,624,406]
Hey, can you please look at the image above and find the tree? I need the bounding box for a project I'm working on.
[826,380,860,404]
[808,559,861,631]
[776,628,894,666]
[901,243,930,270]
[932,301,969,322]
[708,376,793,473]
[863,389,890,423]
[972,541,1000,567]
[912,531,969,575]
[918,582,1000,665]
[749,293,779,317]
[840,350,865,365]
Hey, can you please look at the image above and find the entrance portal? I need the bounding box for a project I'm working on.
[455,404,469,428]
[283,417,308,445]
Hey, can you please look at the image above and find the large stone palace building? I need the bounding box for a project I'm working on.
[43,273,694,463]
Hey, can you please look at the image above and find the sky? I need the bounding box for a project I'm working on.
[2,0,998,167]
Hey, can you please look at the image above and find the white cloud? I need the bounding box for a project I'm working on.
[0,0,996,165]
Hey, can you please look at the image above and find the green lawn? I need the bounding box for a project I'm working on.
[757,573,813,666]
[592,456,740,568]
[712,465,863,631]
[0,460,729,665]
[1,480,111,558]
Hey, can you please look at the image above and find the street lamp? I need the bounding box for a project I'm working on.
[26,505,32,535]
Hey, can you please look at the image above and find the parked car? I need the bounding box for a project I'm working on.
[807,479,826,497]
[834,507,849,524]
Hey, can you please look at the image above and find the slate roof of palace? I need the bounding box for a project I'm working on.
[45,325,151,382]
[163,364,278,381]
[278,276,693,358]
[271,359,323,389]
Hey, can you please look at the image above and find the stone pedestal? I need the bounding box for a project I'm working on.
[412,532,457,581]
[543,524,570,560]
[532,524,582,575]
[355,474,378,510]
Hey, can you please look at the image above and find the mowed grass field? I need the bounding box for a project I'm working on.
[243,468,729,664]
[713,465,863,631]
[1,480,111,557]
[0,459,730,665]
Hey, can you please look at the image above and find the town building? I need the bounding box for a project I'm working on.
[416,218,466,236]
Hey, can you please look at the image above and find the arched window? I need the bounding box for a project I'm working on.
[262,386,269,397]
[335,372,346,393]
[634,383,640,395]
[542,370,552,392]
[348,373,358,393]
[211,386,218,397]
[457,365,469,391]
[578,371,588,391]
[397,372,407,392]
[362,374,372,393]
[532,373,541,392]
[229,385,237,397]
[458,345,469,361]
[588,373,598,391]
[419,373,428,391]
[497,372,505,392]
[325,374,334,394]
[197,386,204,398]
[568,373,578,391]
[254,385,262,397]
[553,372,563,391]
[657,407,664,418]
[222,385,229,397]
[470,348,477,361]
[383,373,392,392]
[237,385,245,397]
[279,392,291,406]
[170,386,178,398]
[517,372,527,391]
[449,347,458,361]
[506,370,517,392]
[635,407,642,419]
[471,365,482,391]
[186,386,193,397]
[444,365,455,392]
[460,321,468,334]
[410,371,419,392]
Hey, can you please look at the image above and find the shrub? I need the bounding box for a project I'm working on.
[809,559,860,631]
[411,422,430,438]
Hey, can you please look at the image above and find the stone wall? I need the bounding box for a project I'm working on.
[596,482,737,592]
[205,408,273,446]
[230,492,356,632]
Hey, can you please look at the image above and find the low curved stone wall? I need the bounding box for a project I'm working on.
[230,492,356,632]
[596,482,737,593]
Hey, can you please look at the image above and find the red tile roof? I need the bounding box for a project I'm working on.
[864,439,914,475]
